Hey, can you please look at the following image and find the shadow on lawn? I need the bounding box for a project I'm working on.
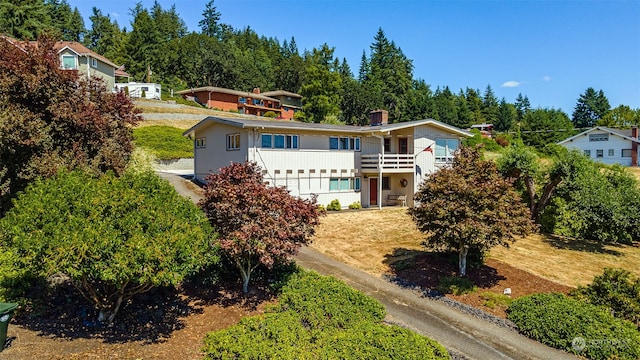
[383,248,505,290]
[13,279,272,344]
[542,234,623,256]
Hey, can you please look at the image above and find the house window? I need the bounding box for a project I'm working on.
[61,55,76,70]
[399,138,408,154]
[141,86,149,91]
[596,149,603,158]
[195,137,206,148]
[382,176,390,190]
[286,135,298,149]
[329,136,360,151]
[622,149,632,157]
[261,134,272,148]
[274,134,285,149]
[608,149,614,156]
[350,138,361,151]
[262,134,299,149]
[589,133,609,142]
[239,97,246,104]
[435,139,458,163]
[384,138,391,153]
[329,177,361,191]
[584,150,591,156]
[91,58,97,68]
[226,133,240,150]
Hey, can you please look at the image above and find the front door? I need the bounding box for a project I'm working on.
[370,178,378,206]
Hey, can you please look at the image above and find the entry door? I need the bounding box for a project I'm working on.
[370,178,378,206]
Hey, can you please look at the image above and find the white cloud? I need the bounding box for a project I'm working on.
[501,81,521,88]
[543,76,551,82]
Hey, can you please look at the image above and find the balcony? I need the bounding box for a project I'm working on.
[361,153,414,173]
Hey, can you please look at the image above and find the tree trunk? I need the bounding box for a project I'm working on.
[524,175,536,213]
[458,243,469,276]
[532,177,562,222]
[237,259,253,293]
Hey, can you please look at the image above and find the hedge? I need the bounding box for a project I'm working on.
[507,293,640,359]
[203,270,448,359]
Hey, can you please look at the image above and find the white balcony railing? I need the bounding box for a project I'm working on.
[361,154,414,172]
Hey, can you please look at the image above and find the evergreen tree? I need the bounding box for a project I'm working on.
[366,28,413,122]
[514,93,531,122]
[199,0,222,38]
[482,84,499,125]
[300,44,342,122]
[433,86,458,126]
[572,87,611,128]
[126,3,162,81]
[84,7,124,62]
[402,79,434,122]
[495,98,517,131]
[358,50,369,82]
[597,105,640,127]
[465,87,485,124]
[0,0,52,40]
[46,0,85,41]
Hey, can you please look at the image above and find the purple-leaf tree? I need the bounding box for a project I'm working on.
[199,161,323,293]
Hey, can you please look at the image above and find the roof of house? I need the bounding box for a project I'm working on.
[176,87,281,103]
[54,41,118,69]
[261,90,302,98]
[557,126,640,145]
[183,116,473,138]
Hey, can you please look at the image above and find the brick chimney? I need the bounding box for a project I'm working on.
[252,87,260,94]
[632,126,638,166]
[370,109,388,126]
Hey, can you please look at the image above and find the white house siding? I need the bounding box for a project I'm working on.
[194,123,249,181]
[561,132,634,166]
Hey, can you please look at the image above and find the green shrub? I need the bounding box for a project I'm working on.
[273,271,386,329]
[480,291,513,309]
[317,204,326,212]
[571,268,640,328]
[263,111,277,118]
[202,270,449,359]
[133,125,193,160]
[326,199,341,211]
[436,276,477,295]
[293,111,306,122]
[507,293,640,359]
[348,201,361,209]
[141,89,146,98]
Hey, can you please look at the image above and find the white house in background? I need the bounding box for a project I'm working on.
[183,110,472,209]
[558,126,640,166]
[115,82,162,100]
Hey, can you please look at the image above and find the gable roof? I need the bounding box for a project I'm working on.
[176,87,281,103]
[54,41,118,69]
[558,126,640,145]
[183,116,473,138]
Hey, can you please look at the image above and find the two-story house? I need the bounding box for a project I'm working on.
[183,110,472,208]
[54,41,120,91]
[176,87,301,120]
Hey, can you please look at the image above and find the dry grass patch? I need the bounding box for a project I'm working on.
[490,234,640,287]
[311,208,424,275]
[311,208,640,287]
[136,119,201,129]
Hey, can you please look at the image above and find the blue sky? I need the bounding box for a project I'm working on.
[67,0,640,115]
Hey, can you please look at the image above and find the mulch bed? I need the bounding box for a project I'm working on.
[391,252,574,318]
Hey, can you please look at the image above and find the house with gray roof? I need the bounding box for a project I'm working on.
[558,126,640,166]
[183,110,472,209]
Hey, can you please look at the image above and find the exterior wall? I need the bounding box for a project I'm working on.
[247,129,362,208]
[193,123,248,181]
[206,92,239,112]
[62,50,115,90]
[115,83,161,99]
[562,132,635,166]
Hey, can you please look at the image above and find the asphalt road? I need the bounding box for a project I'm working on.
[159,171,579,360]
